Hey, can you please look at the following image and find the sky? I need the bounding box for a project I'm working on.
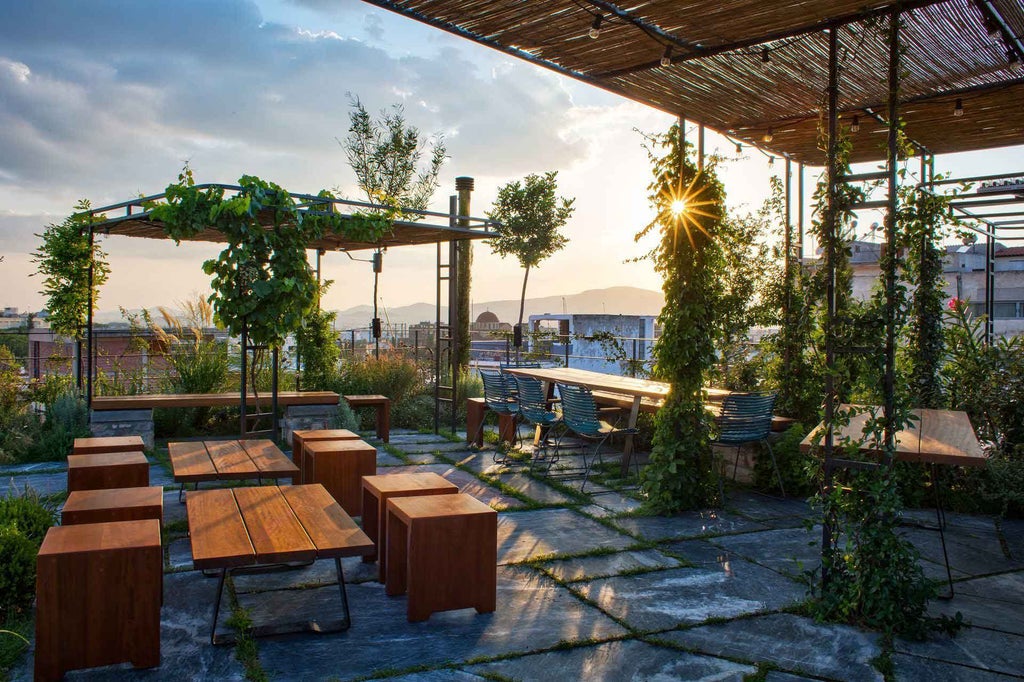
[1,0,1021,321]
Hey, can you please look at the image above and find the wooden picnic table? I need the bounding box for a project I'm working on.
[503,367,730,475]
[801,405,987,596]
[168,439,299,500]
[186,484,374,643]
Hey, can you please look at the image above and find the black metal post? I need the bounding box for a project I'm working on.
[272,347,279,441]
[821,26,840,590]
[986,231,996,344]
[882,10,901,460]
[86,225,95,407]
[240,324,248,437]
[698,123,705,171]
[448,195,460,435]
[434,241,442,433]
[798,162,805,258]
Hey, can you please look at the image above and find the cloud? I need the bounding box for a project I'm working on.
[0,0,589,219]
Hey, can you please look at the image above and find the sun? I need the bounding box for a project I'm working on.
[659,171,719,250]
[670,199,687,216]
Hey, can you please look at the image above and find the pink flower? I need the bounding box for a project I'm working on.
[947,297,961,311]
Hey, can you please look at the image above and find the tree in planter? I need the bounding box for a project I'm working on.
[487,172,575,357]
[635,123,727,512]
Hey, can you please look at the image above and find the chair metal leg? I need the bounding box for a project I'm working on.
[764,439,786,498]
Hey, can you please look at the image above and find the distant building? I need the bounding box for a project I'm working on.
[527,313,659,374]
[470,310,512,340]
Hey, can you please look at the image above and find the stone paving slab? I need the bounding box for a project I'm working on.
[2,470,67,497]
[451,451,520,476]
[0,461,66,475]
[928,586,1024,636]
[257,566,627,681]
[892,653,1023,681]
[660,538,735,566]
[494,473,575,505]
[395,441,472,454]
[655,613,883,681]
[231,556,381,593]
[895,626,1024,677]
[573,560,805,632]
[402,453,442,464]
[466,638,756,681]
[387,432,455,444]
[765,672,823,682]
[496,508,635,564]
[900,526,1023,578]
[726,491,814,521]
[583,491,645,515]
[610,510,769,542]
[382,463,527,510]
[953,571,1024,606]
[1001,519,1024,562]
[12,571,247,681]
[708,526,821,579]
[380,672,487,682]
[540,549,682,583]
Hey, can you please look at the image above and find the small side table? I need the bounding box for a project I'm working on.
[291,428,360,483]
[385,493,496,622]
[305,439,377,516]
[343,395,391,443]
[62,486,164,525]
[35,519,162,681]
[72,435,145,455]
[361,472,459,577]
[67,451,149,492]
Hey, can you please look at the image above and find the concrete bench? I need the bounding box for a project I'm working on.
[89,391,341,447]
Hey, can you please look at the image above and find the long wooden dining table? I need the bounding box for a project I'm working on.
[503,366,730,475]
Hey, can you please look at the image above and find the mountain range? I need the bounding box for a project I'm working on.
[93,286,664,328]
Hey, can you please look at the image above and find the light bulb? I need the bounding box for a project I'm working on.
[851,115,860,132]
[954,98,964,117]
[735,142,743,154]
[763,128,773,143]
[661,45,673,67]
[762,47,770,63]
[589,15,602,39]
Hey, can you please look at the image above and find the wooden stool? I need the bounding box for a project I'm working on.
[304,439,377,516]
[67,452,149,492]
[291,428,360,483]
[466,397,517,447]
[385,493,497,622]
[344,394,391,443]
[35,519,162,681]
[62,486,164,525]
[72,435,145,455]
[361,473,459,578]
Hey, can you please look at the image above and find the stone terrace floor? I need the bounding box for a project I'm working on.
[3,429,1024,681]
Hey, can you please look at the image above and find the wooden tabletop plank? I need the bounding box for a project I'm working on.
[185,488,255,570]
[504,366,731,403]
[168,441,219,482]
[206,440,259,479]
[240,439,300,479]
[916,409,988,466]
[233,487,316,564]
[281,485,375,559]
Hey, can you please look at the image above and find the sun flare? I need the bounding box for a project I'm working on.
[660,171,719,250]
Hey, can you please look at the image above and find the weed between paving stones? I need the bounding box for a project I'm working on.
[225,576,269,682]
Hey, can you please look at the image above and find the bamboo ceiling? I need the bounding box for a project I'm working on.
[361,0,1024,165]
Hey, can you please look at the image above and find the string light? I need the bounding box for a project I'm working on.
[1010,49,1022,70]
[768,156,775,167]
[735,142,743,154]
[589,14,602,39]
[850,115,860,132]
[762,47,770,63]
[661,45,673,67]
[982,14,1001,39]
[954,98,964,117]
[763,128,773,143]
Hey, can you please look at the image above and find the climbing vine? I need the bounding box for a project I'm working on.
[32,201,110,341]
[636,123,727,512]
[147,167,394,348]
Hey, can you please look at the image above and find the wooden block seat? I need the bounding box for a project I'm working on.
[62,486,164,525]
[67,451,149,492]
[291,428,360,483]
[385,493,497,622]
[304,439,377,516]
[35,519,162,681]
[72,435,145,455]
[343,394,391,443]
[361,472,459,576]
[466,397,517,447]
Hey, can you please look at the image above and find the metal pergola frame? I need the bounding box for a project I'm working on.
[82,182,498,439]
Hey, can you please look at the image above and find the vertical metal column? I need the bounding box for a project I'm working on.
[986,231,996,344]
[798,163,805,259]
[434,242,443,433]
[821,26,840,590]
[784,158,794,379]
[448,195,460,435]
[86,225,95,407]
[882,10,901,460]
[698,123,705,171]
[240,324,248,437]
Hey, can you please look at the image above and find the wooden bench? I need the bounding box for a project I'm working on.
[343,394,391,443]
[91,391,340,410]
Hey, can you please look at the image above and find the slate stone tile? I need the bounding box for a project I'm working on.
[0,461,65,475]
[231,557,380,594]
[892,653,1022,681]
[585,492,645,515]
[573,560,805,631]
[660,539,736,566]
[161,489,187,525]
[257,566,626,681]
[395,441,472,454]
[166,537,194,571]
[928,593,1024,637]
[610,510,769,542]
[497,508,634,563]
[765,672,824,682]
[467,638,756,681]
[383,463,526,510]
[895,626,1024,677]
[387,433,454,444]
[379,672,488,682]
[12,571,248,681]
[726,491,814,521]
[656,613,883,681]
[952,571,1024,606]
[1,471,68,497]
[494,473,574,505]
[451,451,521,476]
[708,526,821,578]
[540,549,682,583]
[899,526,1022,578]
[403,453,441,464]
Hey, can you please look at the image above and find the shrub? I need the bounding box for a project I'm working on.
[332,354,424,404]
[0,490,57,545]
[0,488,55,621]
[332,401,360,431]
[753,423,813,496]
[393,394,436,431]
[28,393,90,462]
